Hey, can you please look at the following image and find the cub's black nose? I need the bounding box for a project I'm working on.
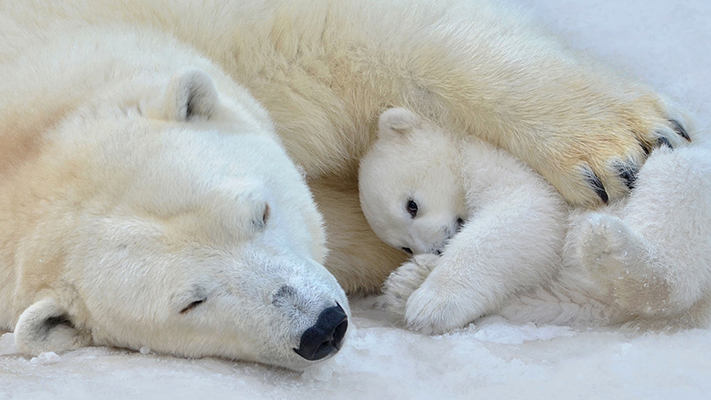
[294,303,348,361]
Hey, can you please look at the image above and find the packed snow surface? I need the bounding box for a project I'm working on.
[2,0,710,399]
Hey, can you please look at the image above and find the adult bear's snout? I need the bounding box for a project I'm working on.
[293,303,348,361]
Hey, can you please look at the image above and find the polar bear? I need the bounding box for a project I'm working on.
[360,108,711,334]
[0,21,350,369]
[1,0,694,294]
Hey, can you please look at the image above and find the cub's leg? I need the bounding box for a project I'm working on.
[403,148,567,334]
[403,205,563,334]
[573,213,668,318]
[571,146,711,323]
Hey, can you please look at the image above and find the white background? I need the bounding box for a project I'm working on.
[2,1,710,399]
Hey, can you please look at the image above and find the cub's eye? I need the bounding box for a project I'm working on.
[406,200,418,218]
[180,298,206,314]
[401,247,413,255]
[262,203,270,225]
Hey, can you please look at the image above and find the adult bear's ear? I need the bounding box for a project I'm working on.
[14,297,91,356]
[378,108,422,139]
[162,68,219,121]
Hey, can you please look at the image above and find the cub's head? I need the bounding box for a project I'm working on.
[359,108,467,256]
[13,68,348,370]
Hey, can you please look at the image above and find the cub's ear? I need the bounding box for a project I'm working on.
[162,68,219,121]
[378,108,423,139]
[14,297,90,356]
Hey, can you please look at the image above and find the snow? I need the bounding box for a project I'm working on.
[2,0,711,399]
[3,297,711,399]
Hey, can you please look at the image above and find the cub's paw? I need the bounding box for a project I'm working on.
[572,213,670,316]
[547,101,691,208]
[377,254,439,323]
[574,213,643,275]
[404,279,482,335]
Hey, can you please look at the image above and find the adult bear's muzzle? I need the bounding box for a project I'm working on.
[293,303,348,361]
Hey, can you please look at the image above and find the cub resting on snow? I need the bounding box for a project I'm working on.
[360,108,711,334]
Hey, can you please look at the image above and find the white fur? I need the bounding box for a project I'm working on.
[2,0,702,351]
[0,0,695,294]
[362,108,711,334]
[14,298,91,355]
[0,23,347,369]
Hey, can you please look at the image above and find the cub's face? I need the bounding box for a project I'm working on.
[359,108,467,256]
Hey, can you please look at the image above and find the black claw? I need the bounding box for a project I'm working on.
[639,140,652,156]
[615,162,639,191]
[670,119,691,142]
[658,136,673,149]
[584,167,609,204]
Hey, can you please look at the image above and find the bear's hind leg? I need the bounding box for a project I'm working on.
[572,213,674,319]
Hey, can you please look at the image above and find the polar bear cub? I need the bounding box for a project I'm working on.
[359,108,711,334]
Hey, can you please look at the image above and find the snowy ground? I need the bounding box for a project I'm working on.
[2,1,711,399]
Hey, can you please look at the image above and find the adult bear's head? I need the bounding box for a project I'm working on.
[10,68,349,370]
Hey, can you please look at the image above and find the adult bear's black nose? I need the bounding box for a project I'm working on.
[294,303,348,361]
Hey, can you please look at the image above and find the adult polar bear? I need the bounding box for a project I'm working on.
[0,17,349,369]
[3,0,691,295]
[0,0,691,365]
